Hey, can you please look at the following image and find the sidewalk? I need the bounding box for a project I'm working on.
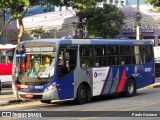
[145,78,160,89]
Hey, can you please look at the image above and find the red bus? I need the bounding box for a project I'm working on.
[0,44,16,89]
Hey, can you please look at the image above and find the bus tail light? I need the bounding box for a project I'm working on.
[14,84,28,89]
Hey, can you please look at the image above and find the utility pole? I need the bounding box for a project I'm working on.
[136,0,141,40]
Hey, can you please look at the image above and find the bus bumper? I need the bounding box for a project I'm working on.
[42,88,59,100]
[13,87,59,101]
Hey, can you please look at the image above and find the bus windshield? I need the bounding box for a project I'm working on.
[13,48,56,83]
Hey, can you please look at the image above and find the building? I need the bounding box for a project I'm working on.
[4,0,160,44]
[97,0,146,7]
[119,5,160,41]
[5,7,78,44]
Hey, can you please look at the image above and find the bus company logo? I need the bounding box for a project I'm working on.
[94,72,105,78]
[94,72,98,78]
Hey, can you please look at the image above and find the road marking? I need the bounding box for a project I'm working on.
[79,100,160,111]
[78,101,160,120]
[122,101,160,111]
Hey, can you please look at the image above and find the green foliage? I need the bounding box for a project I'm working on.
[0,0,31,19]
[76,4,125,38]
[31,27,47,39]
[146,0,160,7]
[73,0,97,9]
[0,0,67,19]
[146,0,160,12]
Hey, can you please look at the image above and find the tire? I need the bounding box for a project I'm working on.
[40,100,51,104]
[75,84,87,104]
[124,78,136,97]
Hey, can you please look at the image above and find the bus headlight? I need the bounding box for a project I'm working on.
[44,83,56,92]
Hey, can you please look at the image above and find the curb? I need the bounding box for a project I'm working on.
[0,101,9,105]
[0,100,30,106]
[145,83,160,89]
[9,99,23,104]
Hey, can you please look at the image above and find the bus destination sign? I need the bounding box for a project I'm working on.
[25,47,54,52]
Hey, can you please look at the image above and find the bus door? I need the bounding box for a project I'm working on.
[57,45,77,100]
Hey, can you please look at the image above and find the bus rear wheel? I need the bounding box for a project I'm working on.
[75,84,87,104]
[124,78,136,97]
[40,100,51,104]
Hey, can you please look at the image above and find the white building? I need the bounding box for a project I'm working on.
[6,7,78,43]
[97,0,127,7]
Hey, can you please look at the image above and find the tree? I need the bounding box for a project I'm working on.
[0,0,31,43]
[0,0,68,44]
[0,0,98,43]
[76,4,125,38]
[146,0,160,11]
[73,0,97,9]
[72,0,99,38]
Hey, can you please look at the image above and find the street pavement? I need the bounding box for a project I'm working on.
[0,78,160,106]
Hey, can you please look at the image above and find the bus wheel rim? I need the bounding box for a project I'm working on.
[128,82,134,94]
[80,89,86,99]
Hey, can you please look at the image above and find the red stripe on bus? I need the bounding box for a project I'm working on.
[117,68,126,93]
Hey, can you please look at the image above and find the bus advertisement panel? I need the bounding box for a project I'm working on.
[12,39,155,104]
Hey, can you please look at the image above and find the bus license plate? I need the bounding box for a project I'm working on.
[26,94,33,98]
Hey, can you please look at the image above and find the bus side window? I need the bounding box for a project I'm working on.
[119,45,132,65]
[132,45,143,64]
[143,45,152,63]
[94,45,107,67]
[58,48,77,79]
[108,45,119,66]
[80,45,93,68]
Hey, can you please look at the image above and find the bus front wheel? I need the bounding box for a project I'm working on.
[124,78,136,97]
[75,84,87,104]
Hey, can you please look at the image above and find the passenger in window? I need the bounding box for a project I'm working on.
[59,54,64,66]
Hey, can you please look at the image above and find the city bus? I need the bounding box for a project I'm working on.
[12,39,155,104]
[0,44,16,89]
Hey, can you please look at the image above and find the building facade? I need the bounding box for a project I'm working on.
[97,0,146,7]
[4,0,160,44]
[97,0,127,7]
[119,5,160,41]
